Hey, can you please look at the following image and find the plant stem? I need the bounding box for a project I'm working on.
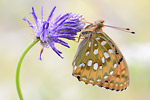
[16,38,40,100]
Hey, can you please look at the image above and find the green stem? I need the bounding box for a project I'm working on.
[16,38,40,100]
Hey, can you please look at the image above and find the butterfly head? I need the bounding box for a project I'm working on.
[78,19,105,41]
[94,19,105,29]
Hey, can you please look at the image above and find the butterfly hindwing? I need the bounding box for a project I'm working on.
[73,32,97,84]
[72,39,89,76]
[97,29,130,91]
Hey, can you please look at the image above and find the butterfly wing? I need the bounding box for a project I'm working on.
[72,29,129,91]
[72,35,97,83]
[96,29,130,91]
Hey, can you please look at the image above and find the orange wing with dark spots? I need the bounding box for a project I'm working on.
[98,45,129,91]
[72,20,130,91]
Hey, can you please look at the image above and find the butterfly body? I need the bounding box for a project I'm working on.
[72,20,130,91]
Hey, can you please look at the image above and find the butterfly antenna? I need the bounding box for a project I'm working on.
[104,25,135,34]
[78,34,82,42]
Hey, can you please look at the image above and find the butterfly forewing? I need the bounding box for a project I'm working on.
[72,21,130,91]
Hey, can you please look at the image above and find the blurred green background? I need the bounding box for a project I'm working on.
[0,0,150,100]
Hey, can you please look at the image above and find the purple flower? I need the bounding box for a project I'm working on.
[23,6,85,59]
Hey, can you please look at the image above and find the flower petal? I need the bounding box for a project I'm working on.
[48,41,63,59]
[57,34,75,40]
[60,30,77,34]
[54,13,69,25]
[53,38,70,48]
[57,27,78,31]
[47,6,56,21]
[23,17,33,28]
[31,7,38,27]
[41,6,44,22]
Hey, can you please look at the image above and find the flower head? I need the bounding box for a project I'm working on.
[23,6,85,59]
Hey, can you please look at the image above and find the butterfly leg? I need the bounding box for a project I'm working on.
[73,36,84,42]
[79,19,93,25]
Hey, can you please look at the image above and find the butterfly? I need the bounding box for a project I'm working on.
[72,19,135,91]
